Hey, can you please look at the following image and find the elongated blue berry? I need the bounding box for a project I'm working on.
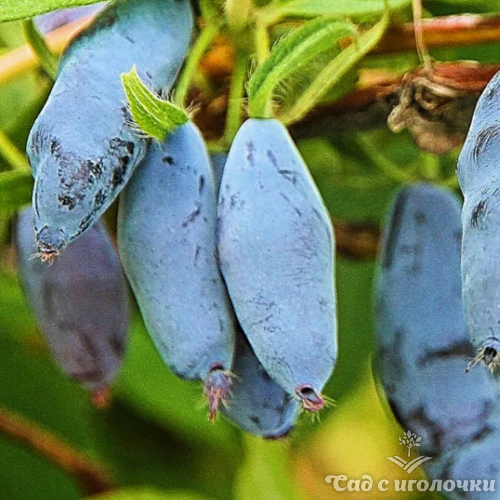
[118,121,236,419]
[28,0,193,261]
[16,207,128,403]
[376,185,500,489]
[217,118,337,412]
[457,70,500,371]
[221,325,299,438]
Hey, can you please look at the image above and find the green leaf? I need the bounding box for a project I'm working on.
[86,488,215,500]
[0,170,33,214]
[260,0,411,24]
[121,66,189,141]
[0,0,103,22]
[280,11,389,125]
[234,436,302,500]
[22,20,58,80]
[247,18,355,118]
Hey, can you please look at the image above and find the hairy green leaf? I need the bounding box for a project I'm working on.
[280,11,389,124]
[0,0,102,22]
[122,66,189,141]
[248,17,355,118]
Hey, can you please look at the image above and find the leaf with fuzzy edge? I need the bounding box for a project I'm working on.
[247,17,355,119]
[122,66,189,141]
[280,10,389,125]
[0,0,102,22]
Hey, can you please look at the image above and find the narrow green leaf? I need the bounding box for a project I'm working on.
[247,18,355,118]
[260,0,410,24]
[280,12,389,125]
[0,0,102,22]
[0,170,33,214]
[121,66,189,141]
[23,19,58,80]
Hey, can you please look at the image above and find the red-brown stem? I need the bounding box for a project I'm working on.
[0,406,114,496]
[375,14,500,54]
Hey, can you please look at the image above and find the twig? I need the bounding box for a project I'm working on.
[0,406,114,496]
[333,221,380,260]
[374,13,500,54]
[412,0,432,71]
[288,62,500,139]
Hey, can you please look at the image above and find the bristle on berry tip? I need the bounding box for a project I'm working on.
[204,365,233,422]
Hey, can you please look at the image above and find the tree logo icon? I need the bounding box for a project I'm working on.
[386,430,432,474]
[399,430,422,457]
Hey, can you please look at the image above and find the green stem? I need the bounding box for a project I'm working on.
[331,173,393,190]
[199,0,219,20]
[22,20,58,80]
[0,130,29,172]
[225,0,252,31]
[356,135,415,184]
[174,22,220,107]
[419,152,440,180]
[255,22,270,65]
[412,0,432,72]
[223,50,250,146]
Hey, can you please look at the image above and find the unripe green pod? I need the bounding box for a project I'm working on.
[217,118,337,412]
[221,326,299,438]
[28,0,193,261]
[16,207,129,403]
[376,185,500,474]
[118,121,236,419]
[457,70,500,370]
